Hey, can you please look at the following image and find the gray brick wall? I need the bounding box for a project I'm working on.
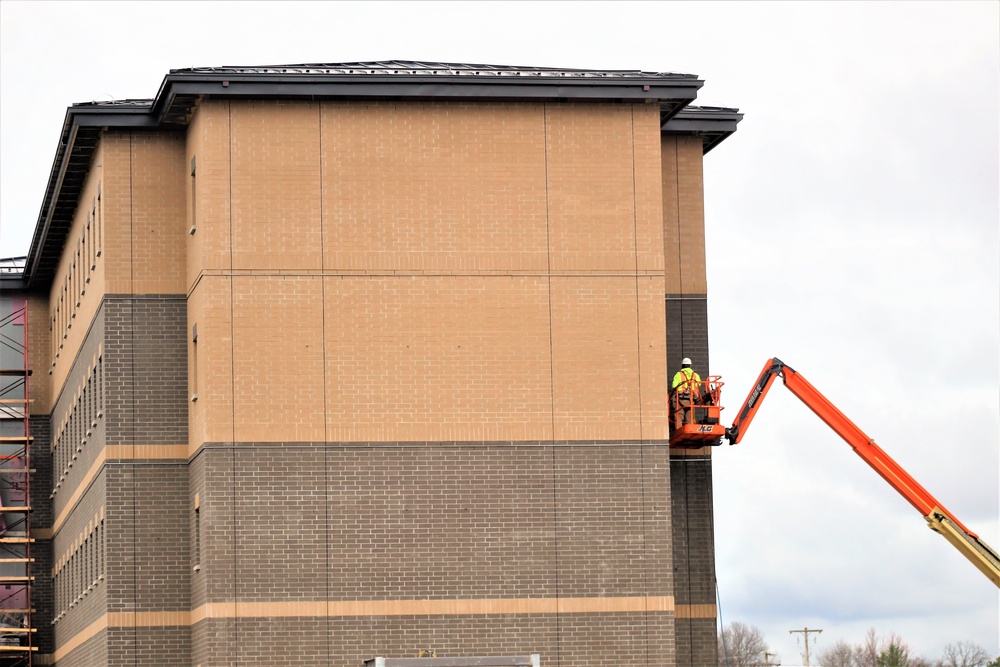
[51,471,106,648]
[102,296,187,448]
[40,295,192,665]
[29,415,55,653]
[189,442,675,667]
[52,628,108,667]
[665,295,710,376]
[49,304,105,526]
[666,294,719,667]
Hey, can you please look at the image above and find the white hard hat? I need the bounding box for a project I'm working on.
[681,357,692,365]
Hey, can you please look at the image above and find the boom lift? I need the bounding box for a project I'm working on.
[668,357,1000,587]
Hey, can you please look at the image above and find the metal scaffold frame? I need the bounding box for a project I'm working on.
[0,298,36,665]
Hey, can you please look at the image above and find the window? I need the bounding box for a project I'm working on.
[189,156,198,235]
[193,502,202,571]
[191,323,199,402]
[95,188,102,258]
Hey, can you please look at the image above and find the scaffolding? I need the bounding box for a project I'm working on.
[0,297,35,664]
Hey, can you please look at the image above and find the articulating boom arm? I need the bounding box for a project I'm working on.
[725,357,1000,588]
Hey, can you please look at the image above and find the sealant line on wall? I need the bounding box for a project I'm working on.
[630,105,652,662]
[670,137,698,662]
[318,101,333,666]
[226,100,240,664]
[128,130,140,667]
[542,102,562,667]
[673,139,687,357]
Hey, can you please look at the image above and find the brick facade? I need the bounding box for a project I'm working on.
[8,65,740,666]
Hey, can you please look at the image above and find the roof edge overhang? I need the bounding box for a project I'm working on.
[661,106,744,154]
[24,104,162,290]
[21,64,724,289]
[149,70,704,126]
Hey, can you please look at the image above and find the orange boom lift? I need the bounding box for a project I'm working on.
[669,357,1000,587]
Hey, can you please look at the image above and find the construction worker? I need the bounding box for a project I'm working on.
[671,357,702,429]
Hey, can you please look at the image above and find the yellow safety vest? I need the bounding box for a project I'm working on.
[672,367,701,393]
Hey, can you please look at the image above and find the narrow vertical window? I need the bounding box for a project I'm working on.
[91,365,99,428]
[95,188,102,258]
[58,289,64,342]
[63,276,71,332]
[58,428,64,481]
[77,238,84,299]
[68,407,75,466]
[84,214,91,281]
[193,497,202,571]
[84,536,91,590]
[83,371,91,438]
[189,156,197,235]
[99,518,105,579]
[191,323,199,402]
[97,354,104,419]
[53,430,60,487]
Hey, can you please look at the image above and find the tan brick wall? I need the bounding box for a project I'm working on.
[186,100,670,448]
[321,101,548,273]
[321,275,553,442]
[231,101,323,271]
[102,131,187,296]
[547,103,664,274]
[187,276,232,448]
[46,131,186,405]
[185,98,234,288]
[28,294,52,411]
[662,135,707,295]
[231,276,325,443]
[48,142,107,403]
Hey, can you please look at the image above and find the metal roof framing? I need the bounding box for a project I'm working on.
[18,61,741,289]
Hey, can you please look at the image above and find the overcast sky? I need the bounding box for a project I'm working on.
[1,1,997,664]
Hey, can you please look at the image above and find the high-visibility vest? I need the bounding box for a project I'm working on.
[672,367,701,393]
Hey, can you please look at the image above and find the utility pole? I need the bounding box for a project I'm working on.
[789,627,822,667]
[753,651,780,667]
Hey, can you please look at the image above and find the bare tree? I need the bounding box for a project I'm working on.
[818,639,859,667]
[857,628,883,667]
[942,641,991,667]
[719,621,774,667]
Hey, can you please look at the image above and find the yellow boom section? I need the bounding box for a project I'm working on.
[925,508,1000,587]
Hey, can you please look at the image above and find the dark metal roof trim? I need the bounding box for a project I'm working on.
[662,106,744,154]
[149,64,704,128]
[21,62,739,290]
[170,60,699,79]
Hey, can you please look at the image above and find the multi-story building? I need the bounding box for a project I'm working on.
[0,61,741,666]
